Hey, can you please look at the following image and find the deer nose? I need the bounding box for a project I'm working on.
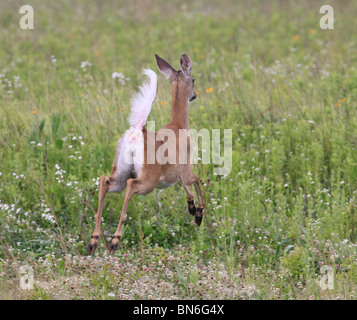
[190,92,197,101]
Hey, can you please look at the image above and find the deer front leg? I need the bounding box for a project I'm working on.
[181,173,205,226]
[183,185,196,216]
[193,180,205,226]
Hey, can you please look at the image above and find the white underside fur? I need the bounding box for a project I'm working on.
[117,128,144,178]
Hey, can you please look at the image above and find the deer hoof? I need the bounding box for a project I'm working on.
[195,209,203,226]
[87,235,99,255]
[108,235,121,253]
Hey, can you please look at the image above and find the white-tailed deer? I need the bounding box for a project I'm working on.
[87,53,205,254]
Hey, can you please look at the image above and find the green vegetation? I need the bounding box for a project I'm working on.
[0,0,357,299]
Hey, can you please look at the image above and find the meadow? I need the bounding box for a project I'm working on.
[1,0,357,299]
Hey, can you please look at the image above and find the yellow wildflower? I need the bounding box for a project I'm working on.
[161,101,167,105]
[293,35,300,41]
[32,110,37,115]
[194,48,200,53]
[310,29,317,35]
[205,88,213,93]
[120,107,124,111]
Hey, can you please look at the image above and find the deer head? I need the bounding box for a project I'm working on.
[155,53,197,102]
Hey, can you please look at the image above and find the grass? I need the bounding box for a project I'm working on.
[1,0,357,299]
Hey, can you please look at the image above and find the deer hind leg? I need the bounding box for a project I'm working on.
[87,136,133,254]
[108,174,158,253]
[87,173,130,254]
[87,155,132,253]
[87,175,114,254]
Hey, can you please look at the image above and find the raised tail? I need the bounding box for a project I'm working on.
[128,68,157,130]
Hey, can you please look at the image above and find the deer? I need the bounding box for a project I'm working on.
[87,53,205,254]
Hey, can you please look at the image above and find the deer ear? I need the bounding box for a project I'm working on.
[155,54,176,80]
[180,53,192,77]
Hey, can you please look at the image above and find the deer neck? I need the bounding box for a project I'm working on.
[169,82,190,129]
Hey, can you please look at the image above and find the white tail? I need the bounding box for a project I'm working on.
[129,68,157,130]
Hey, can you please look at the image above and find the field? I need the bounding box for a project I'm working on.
[1,0,357,300]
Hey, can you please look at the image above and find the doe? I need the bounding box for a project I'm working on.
[87,53,205,254]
